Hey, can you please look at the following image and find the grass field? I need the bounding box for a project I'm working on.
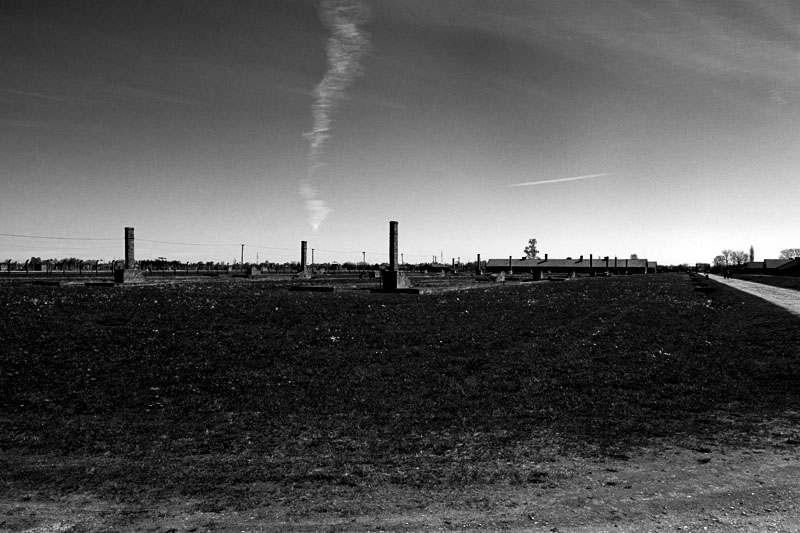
[2,273,800,526]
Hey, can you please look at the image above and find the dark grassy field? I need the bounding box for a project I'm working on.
[2,273,799,511]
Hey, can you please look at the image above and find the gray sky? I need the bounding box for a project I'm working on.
[2,0,799,265]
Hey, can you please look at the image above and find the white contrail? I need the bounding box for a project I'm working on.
[299,181,332,232]
[509,173,613,187]
[301,0,370,231]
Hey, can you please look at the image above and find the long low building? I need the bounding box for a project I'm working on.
[485,255,655,276]
[742,258,800,276]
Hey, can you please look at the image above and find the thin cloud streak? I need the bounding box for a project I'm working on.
[510,173,613,187]
[305,0,370,167]
[299,181,332,233]
[301,0,370,230]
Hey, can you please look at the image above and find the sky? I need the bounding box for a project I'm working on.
[2,0,799,266]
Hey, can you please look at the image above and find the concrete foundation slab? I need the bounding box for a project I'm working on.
[370,288,420,294]
[381,270,411,291]
[113,269,146,284]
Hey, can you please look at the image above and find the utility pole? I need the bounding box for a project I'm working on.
[311,248,314,269]
[362,251,365,269]
[241,244,244,265]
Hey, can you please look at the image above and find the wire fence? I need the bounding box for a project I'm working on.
[0,232,450,270]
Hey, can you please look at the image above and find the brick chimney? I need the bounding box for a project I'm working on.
[389,221,398,271]
[124,227,135,269]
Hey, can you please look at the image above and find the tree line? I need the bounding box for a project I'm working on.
[713,247,800,269]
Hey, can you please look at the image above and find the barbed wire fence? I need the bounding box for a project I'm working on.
[0,232,445,271]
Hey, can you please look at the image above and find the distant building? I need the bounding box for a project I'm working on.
[777,258,800,275]
[739,258,800,277]
[743,259,792,274]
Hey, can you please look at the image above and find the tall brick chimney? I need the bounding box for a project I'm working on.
[389,220,398,271]
[124,227,135,269]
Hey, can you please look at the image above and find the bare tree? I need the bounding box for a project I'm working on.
[720,249,733,266]
[713,255,725,268]
[730,250,749,266]
[524,238,539,259]
[779,248,800,259]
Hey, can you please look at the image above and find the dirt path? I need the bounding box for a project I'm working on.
[4,441,800,532]
[708,274,800,317]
